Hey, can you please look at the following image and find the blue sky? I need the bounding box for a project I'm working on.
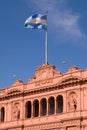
[0,0,87,88]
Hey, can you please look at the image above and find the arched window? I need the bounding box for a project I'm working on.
[56,95,63,113]
[25,101,31,118]
[33,100,39,117]
[40,98,47,116]
[48,97,55,115]
[1,107,5,122]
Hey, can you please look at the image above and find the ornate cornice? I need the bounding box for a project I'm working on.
[0,77,87,101]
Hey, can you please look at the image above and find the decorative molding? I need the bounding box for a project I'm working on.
[24,122,63,130]
[35,78,53,86]
[0,77,87,100]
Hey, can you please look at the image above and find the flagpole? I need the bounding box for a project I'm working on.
[45,28,48,64]
[45,11,48,65]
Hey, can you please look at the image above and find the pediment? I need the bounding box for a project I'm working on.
[7,89,21,95]
[59,76,81,86]
[0,88,22,98]
[29,64,61,83]
[6,80,23,95]
[12,80,23,86]
[61,77,80,84]
[36,63,56,70]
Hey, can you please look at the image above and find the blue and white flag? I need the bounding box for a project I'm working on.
[24,14,47,30]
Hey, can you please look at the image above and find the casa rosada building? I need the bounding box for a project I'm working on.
[0,63,87,130]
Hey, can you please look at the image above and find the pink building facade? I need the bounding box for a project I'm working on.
[0,64,87,130]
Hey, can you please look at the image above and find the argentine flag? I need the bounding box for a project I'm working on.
[24,14,47,30]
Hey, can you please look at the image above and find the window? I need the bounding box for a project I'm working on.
[57,95,63,113]
[41,98,47,116]
[1,107,5,122]
[25,101,31,118]
[48,97,55,115]
[33,100,39,117]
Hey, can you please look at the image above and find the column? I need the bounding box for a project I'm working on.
[31,102,33,118]
[40,101,43,116]
[4,106,6,122]
[21,98,24,120]
[63,92,67,113]
[39,100,40,117]
[47,99,49,116]
[55,98,57,115]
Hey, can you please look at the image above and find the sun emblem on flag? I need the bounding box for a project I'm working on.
[34,18,41,24]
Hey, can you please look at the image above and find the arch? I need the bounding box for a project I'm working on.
[33,99,39,117]
[48,96,55,115]
[56,95,63,113]
[25,101,32,118]
[1,107,5,122]
[40,98,47,116]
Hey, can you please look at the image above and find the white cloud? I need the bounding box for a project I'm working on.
[25,0,86,44]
